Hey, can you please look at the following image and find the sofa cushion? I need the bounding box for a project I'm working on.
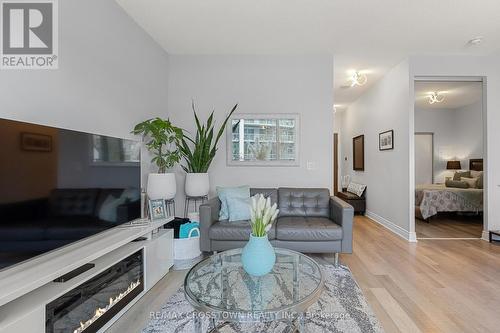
[216,186,250,220]
[278,188,330,217]
[276,217,342,241]
[250,188,278,205]
[49,189,99,217]
[209,220,276,241]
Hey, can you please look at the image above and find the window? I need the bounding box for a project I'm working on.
[91,135,140,166]
[227,114,299,166]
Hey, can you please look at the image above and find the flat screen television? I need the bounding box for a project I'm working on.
[0,118,142,270]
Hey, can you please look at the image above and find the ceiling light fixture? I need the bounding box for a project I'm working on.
[428,91,445,104]
[350,71,367,87]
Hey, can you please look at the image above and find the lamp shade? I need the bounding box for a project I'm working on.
[446,160,462,170]
[147,173,176,200]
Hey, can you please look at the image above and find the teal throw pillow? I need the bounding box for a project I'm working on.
[216,185,250,220]
[227,197,251,222]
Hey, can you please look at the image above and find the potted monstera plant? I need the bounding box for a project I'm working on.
[179,102,238,197]
[132,118,183,202]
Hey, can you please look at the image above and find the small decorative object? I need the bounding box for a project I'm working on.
[132,118,183,201]
[179,102,238,197]
[379,130,394,151]
[353,135,365,171]
[21,132,52,152]
[341,175,351,191]
[148,199,167,221]
[241,194,279,276]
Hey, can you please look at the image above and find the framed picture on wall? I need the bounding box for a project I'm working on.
[20,132,52,152]
[379,130,394,151]
[353,135,365,171]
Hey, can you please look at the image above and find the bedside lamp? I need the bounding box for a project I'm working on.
[446,160,461,182]
[446,160,461,170]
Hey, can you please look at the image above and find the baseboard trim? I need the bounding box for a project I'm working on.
[365,211,417,242]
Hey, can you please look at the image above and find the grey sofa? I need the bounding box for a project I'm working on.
[199,188,354,264]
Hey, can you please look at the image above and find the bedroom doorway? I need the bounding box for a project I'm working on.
[413,79,485,239]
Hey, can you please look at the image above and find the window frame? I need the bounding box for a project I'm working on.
[88,134,141,167]
[226,113,300,167]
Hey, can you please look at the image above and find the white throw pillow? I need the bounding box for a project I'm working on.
[461,177,478,189]
[347,182,366,197]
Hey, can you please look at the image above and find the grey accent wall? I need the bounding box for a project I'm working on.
[165,55,334,213]
[339,60,412,239]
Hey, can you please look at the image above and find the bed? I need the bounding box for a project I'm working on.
[415,159,484,220]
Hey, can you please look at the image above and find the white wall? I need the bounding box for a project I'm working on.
[339,60,413,240]
[166,55,334,210]
[410,55,500,236]
[415,100,483,183]
[0,0,170,188]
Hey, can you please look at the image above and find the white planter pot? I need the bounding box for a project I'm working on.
[185,173,209,197]
[147,173,177,200]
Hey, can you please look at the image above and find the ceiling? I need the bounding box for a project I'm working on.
[414,81,483,109]
[116,0,500,108]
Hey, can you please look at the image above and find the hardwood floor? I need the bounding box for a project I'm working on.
[415,214,483,238]
[345,216,500,333]
[108,216,500,333]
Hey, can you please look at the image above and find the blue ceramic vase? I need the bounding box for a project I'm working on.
[241,234,276,276]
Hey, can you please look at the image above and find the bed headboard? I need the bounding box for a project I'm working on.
[469,158,483,171]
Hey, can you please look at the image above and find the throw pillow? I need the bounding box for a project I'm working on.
[470,170,484,189]
[445,179,469,189]
[453,171,470,181]
[227,197,251,222]
[216,185,250,220]
[98,194,127,222]
[347,182,366,197]
[461,177,478,188]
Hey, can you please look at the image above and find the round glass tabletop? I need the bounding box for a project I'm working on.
[184,248,324,323]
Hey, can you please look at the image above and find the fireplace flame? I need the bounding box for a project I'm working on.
[73,279,141,333]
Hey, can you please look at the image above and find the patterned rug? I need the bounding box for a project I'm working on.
[142,264,384,333]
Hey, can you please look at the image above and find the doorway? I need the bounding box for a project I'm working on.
[412,78,486,239]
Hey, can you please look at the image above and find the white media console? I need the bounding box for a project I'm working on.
[0,218,174,333]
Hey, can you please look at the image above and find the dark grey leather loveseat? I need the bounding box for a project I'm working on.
[199,188,354,264]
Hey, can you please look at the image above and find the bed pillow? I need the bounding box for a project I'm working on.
[216,185,250,220]
[461,177,478,189]
[227,197,251,222]
[347,182,367,197]
[445,179,469,189]
[470,170,484,189]
[453,171,470,181]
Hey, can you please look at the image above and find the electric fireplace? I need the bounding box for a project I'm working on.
[46,250,144,333]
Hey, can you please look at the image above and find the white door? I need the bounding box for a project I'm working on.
[415,133,433,185]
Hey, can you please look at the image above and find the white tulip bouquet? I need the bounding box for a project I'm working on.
[249,194,279,237]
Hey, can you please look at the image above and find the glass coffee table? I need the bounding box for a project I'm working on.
[184,248,324,332]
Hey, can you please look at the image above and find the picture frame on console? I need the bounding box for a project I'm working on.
[148,199,167,221]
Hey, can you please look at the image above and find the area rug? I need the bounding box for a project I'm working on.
[142,264,383,333]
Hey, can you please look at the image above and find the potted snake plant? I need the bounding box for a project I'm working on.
[179,102,238,197]
[132,118,183,201]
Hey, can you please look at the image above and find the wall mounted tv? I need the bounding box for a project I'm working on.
[0,118,142,270]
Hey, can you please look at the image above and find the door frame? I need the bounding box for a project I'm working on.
[410,76,487,240]
[414,132,434,184]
